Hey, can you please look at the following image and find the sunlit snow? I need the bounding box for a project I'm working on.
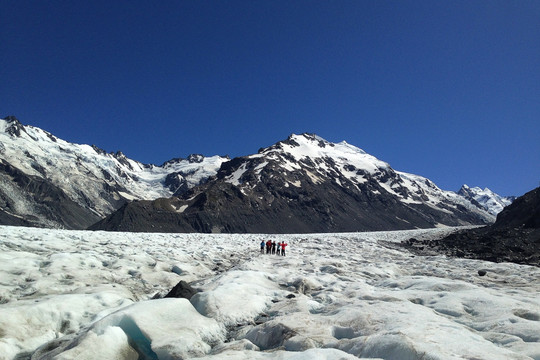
[1,226,538,359]
[460,184,514,215]
[273,134,390,177]
[0,118,228,219]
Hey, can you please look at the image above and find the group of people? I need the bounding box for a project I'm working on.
[260,240,288,256]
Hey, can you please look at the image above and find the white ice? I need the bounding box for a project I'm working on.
[0,225,539,359]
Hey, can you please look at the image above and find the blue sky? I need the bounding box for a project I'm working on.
[2,1,539,197]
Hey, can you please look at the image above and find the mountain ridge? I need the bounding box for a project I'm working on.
[0,116,228,228]
[90,133,497,233]
[1,117,513,232]
[458,184,515,216]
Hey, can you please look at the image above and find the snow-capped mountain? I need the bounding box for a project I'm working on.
[458,184,515,216]
[92,133,495,233]
[0,116,228,229]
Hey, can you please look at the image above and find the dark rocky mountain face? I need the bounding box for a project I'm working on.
[90,134,494,233]
[3,116,26,137]
[0,160,101,229]
[400,187,540,267]
[493,187,540,229]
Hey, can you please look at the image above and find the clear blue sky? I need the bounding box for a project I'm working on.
[2,1,539,197]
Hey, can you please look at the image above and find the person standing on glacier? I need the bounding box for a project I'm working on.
[266,240,272,254]
[281,241,288,256]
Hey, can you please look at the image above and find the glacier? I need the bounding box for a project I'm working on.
[0,225,538,359]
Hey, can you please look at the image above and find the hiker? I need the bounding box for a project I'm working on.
[281,241,288,256]
[266,240,272,254]
[272,241,276,255]
[276,242,281,255]
[260,240,265,254]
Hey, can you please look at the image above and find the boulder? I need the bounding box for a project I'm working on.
[164,280,198,300]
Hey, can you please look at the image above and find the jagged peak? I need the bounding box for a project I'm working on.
[257,133,372,164]
[280,133,372,157]
[458,184,515,216]
[460,184,498,196]
[91,145,108,156]
[113,150,127,158]
[458,184,472,195]
[187,154,205,163]
[286,133,328,146]
[1,116,26,137]
[162,157,186,167]
[163,154,209,166]
[288,132,323,140]
[3,115,21,124]
[109,151,137,171]
[162,154,230,168]
[258,133,330,154]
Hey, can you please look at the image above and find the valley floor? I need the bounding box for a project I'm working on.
[0,226,539,359]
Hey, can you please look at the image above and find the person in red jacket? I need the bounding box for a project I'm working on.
[266,240,272,254]
[280,241,288,256]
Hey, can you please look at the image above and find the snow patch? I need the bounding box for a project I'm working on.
[226,164,248,186]
[176,205,189,213]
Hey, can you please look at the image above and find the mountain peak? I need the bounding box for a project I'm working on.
[261,133,378,173]
[458,184,514,215]
[91,145,108,156]
[284,133,329,147]
[291,132,325,141]
[2,116,25,137]
[4,115,21,124]
[187,154,205,163]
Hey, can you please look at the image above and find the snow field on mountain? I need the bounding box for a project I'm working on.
[265,134,391,180]
[0,118,228,218]
[281,135,389,174]
[0,226,539,359]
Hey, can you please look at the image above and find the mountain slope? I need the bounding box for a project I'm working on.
[492,186,540,229]
[91,133,495,233]
[0,116,228,228]
[402,187,540,266]
[0,160,99,228]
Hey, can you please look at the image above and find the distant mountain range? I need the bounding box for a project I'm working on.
[458,185,515,216]
[1,116,512,232]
